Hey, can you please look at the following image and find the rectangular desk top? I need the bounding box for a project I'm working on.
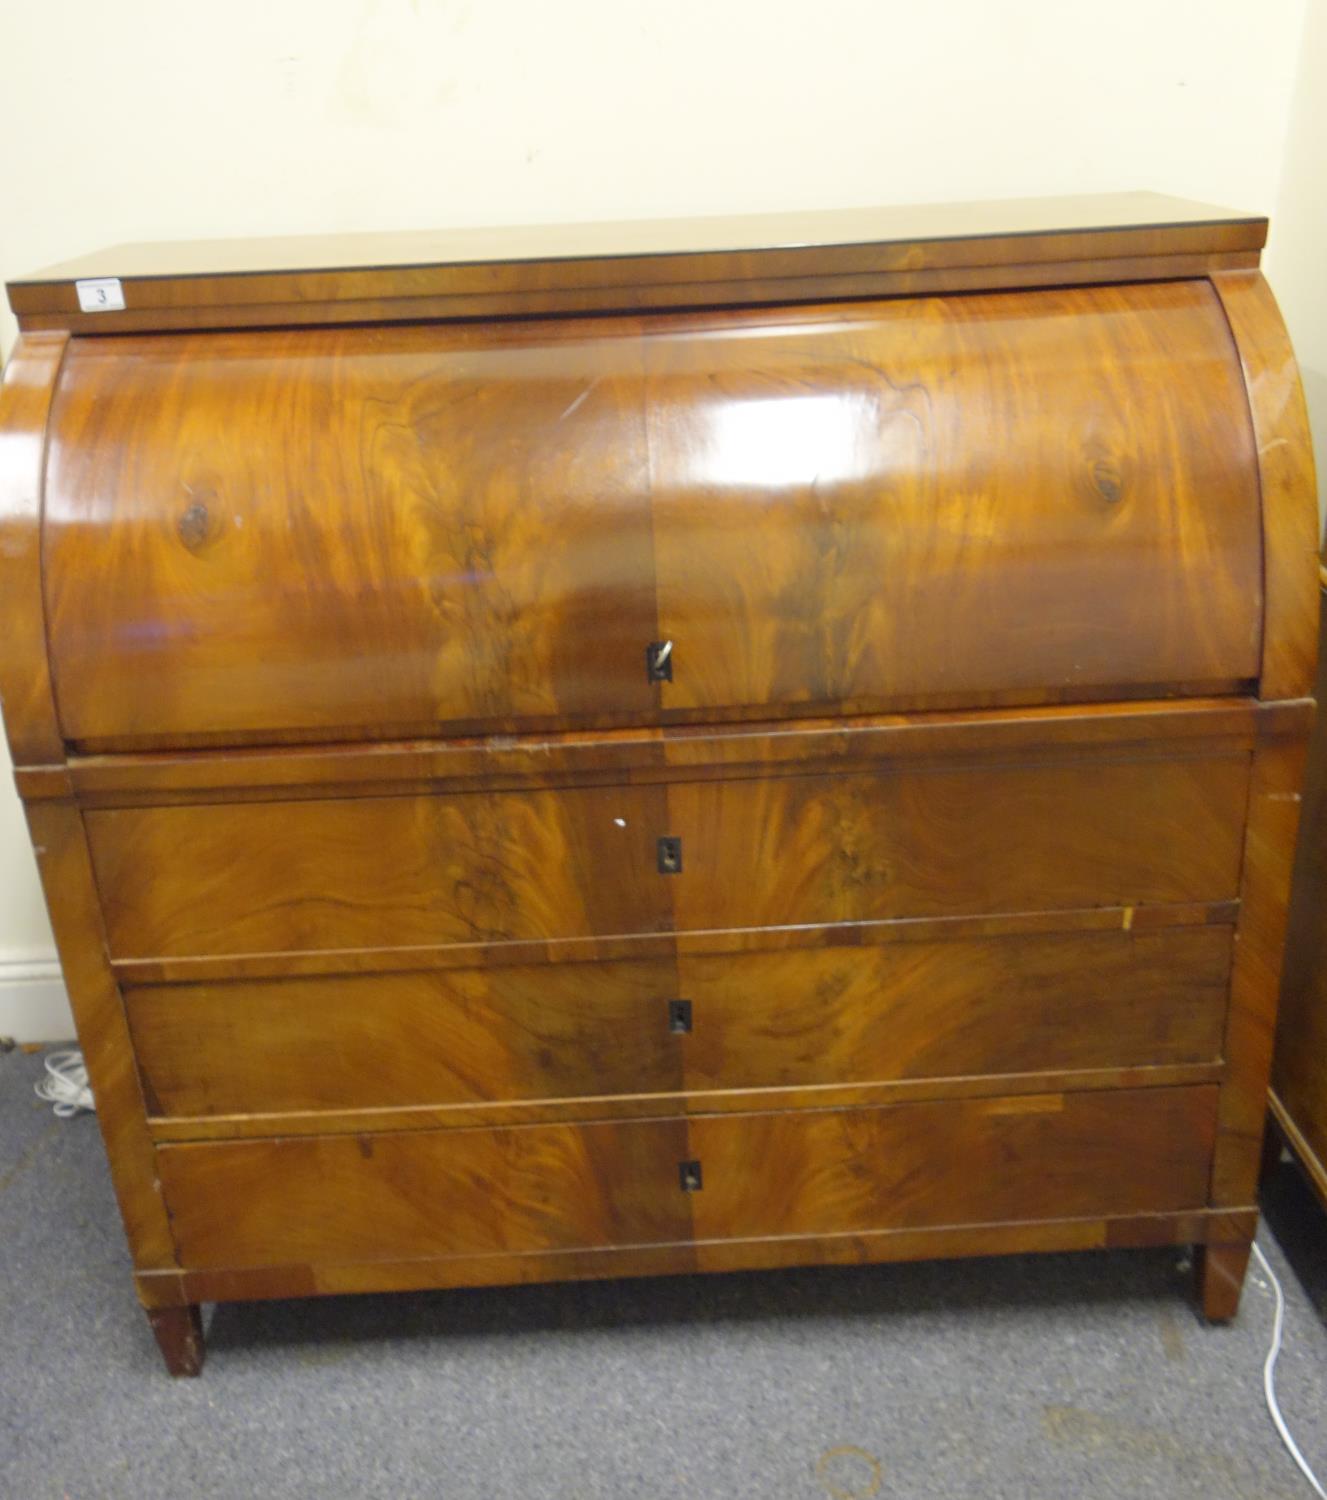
[7,192,1265,335]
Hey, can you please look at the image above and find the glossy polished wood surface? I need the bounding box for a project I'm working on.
[156,1088,1218,1271]
[44,280,1261,748]
[1211,273,1320,702]
[647,283,1259,716]
[45,319,658,745]
[53,695,1287,807]
[2,198,1318,1369]
[0,334,68,765]
[85,751,1248,966]
[8,193,1265,334]
[127,926,1232,1123]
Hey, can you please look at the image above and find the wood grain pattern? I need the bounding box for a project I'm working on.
[44,320,659,745]
[85,752,1248,967]
[8,192,1265,333]
[135,1206,1258,1309]
[160,1115,694,1269]
[144,1065,1227,1144]
[686,1090,1217,1241]
[155,1088,1218,1271]
[88,781,673,961]
[0,332,68,765]
[1269,582,1327,1210]
[3,197,1316,1365]
[647,282,1260,717]
[22,801,177,1269]
[130,956,685,1118]
[51,695,1289,806]
[5,251,1263,338]
[1210,732,1309,1207]
[126,926,1232,1123]
[1211,272,1320,702]
[110,900,1239,988]
[667,757,1248,936]
[44,282,1261,748]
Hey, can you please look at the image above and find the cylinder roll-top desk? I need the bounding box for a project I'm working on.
[0,195,1317,1376]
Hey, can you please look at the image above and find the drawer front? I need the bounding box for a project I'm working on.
[46,281,1260,749]
[156,1087,1218,1269]
[128,927,1232,1119]
[88,753,1248,965]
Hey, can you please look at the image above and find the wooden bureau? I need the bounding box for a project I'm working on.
[0,194,1317,1375]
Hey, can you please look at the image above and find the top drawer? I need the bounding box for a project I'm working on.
[43,280,1261,749]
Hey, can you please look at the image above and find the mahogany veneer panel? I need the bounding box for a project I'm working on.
[86,753,1248,965]
[127,926,1232,1121]
[156,1088,1218,1271]
[44,282,1259,747]
[646,282,1260,716]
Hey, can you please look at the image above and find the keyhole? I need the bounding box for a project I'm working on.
[646,640,674,683]
[657,836,683,875]
[678,1160,703,1192]
[668,999,693,1034]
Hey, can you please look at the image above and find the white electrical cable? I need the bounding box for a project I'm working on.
[33,1048,95,1118]
[1250,1239,1326,1498]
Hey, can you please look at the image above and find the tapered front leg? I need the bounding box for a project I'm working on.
[1195,1242,1252,1322]
[147,1304,205,1377]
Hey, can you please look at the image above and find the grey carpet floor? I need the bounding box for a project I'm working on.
[2,1045,1326,1500]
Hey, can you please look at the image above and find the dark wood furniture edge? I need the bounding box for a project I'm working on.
[144,1059,1229,1145]
[37,697,1306,806]
[1195,269,1320,1325]
[9,196,1266,333]
[146,1304,205,1378]
[1207,729,1309,1297]
[11,251,1262,336]
[108,900,1240,986]
[1268,1090,1327,1212]
[24,802,178,1267]
[1194,1242,1253,1321]
[14,697,1311,808]
[0,332,68,765]
[132,1205,1258,1310]
[1264,571,1327,1223]
[1211,272,1321,703]
[1,335,178,1273]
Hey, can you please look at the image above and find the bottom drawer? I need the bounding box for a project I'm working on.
[157,1087,1217,1270]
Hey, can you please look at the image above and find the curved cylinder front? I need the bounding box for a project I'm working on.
[41,278,1263,748]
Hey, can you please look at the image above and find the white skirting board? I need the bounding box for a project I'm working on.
[0,956,75,1044]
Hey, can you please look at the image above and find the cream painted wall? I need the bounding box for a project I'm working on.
[0,0,1320,1037]
[1264,0,1327,529]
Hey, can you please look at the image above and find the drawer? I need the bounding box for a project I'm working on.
[155,1086,1219,1269]
[127,926,1233,1119]
[88,752,1248,966]
[46,282,1260,749]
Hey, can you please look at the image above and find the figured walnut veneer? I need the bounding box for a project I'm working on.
[0,195,1316,1374]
